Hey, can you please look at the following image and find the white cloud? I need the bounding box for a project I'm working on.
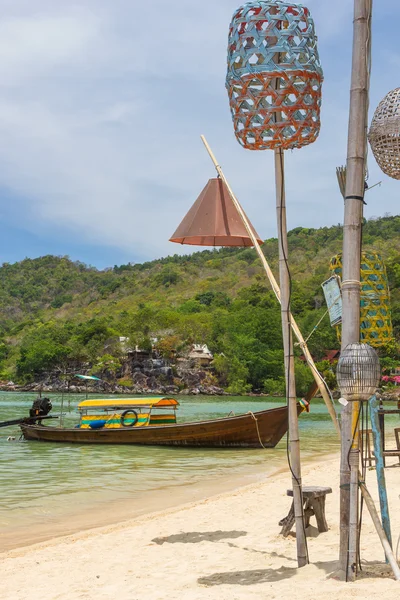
[0,12,99,85]
[0,0,397,264]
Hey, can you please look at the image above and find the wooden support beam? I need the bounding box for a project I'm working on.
[339,0,372,579]
[275,148,307,567]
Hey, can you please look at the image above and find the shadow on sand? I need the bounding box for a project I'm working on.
[198,560,342,587]
[152,530,247,545]
[198,566,295,586]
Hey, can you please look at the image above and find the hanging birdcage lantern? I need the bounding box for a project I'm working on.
[369,88,400,180]
[336,343,381,402]
[226,1,323,150]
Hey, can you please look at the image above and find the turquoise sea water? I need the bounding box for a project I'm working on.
[0,392,341,550]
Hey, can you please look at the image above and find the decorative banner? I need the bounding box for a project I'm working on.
[321,276,342,327]
[226,1,323,150]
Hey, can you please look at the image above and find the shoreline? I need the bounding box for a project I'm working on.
[1,467,282,558]
[1,449,337,554]
[0,455,293,554]
[0,465,269,553]
[0,386,270,397]
[2,452,339,558]
[1,386,398,402]
[2,453,400,599]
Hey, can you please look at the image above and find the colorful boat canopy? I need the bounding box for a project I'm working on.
[77,397,179,410]
[75,374,102,381]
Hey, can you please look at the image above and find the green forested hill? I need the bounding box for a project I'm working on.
[0,215,399,393]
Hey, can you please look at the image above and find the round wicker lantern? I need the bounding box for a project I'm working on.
[369,88,400,180]
[226,1,323,150]
[337,343,381,402]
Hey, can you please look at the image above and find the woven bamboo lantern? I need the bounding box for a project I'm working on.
[369,88,400,179]
[330,251,394,348]
[226,1,323,150]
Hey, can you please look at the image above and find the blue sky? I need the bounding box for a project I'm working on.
[0,0,398,269]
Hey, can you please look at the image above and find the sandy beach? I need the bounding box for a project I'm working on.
[1,453,399,600]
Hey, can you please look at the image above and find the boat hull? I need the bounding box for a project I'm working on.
[19,405,298,448]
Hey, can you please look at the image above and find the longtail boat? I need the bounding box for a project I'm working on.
[18,396,305,448]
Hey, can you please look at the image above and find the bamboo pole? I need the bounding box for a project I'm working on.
[347,401,361,578]
[339,0,372,579]
[200,135,340,436]
[275,148,307,567]
[359,482,400,581]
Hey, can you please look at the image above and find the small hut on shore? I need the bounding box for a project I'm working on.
[188,344,214,367]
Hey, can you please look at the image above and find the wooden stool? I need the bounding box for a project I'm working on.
[279,486,332,537]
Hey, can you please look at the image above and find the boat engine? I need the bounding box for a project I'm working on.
[29,397,53,419]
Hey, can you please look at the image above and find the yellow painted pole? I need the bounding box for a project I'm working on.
[347,400,360,579]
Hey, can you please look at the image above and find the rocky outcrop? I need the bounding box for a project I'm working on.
[0,355,227,395]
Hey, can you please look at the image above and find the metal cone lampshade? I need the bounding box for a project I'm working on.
[170,178,263,247]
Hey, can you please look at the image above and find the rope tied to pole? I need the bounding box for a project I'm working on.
[341,280,362,287]
[345,195,367,204]
[294,293,342,346]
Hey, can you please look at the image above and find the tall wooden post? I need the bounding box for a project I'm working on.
[339,0,372,580]
[225,2,323,569]
[275,148,307,568]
